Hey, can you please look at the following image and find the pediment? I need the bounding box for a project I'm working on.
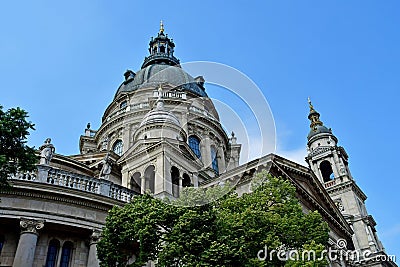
[309,146,331,157]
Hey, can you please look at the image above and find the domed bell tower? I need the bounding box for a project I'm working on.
[306,98,350,183]
[306,99,388,261]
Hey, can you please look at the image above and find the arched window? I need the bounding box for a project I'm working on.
[182,173,191,187]
[144,165,155,193]
[189,136,201,159]
[60,241,73,267]
[113,140,123,156]
[211,146,219,175]
[171,166,180,197]
[0,235,4,255]
[45,239,60,267]
[320,160,334,182]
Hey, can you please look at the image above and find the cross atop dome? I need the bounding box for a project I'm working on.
[160,20,164,34]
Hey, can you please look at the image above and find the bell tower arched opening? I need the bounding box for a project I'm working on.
[320,160,334,182]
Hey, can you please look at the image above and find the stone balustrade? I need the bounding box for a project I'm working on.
[324,179,336,188]
[189,105,217,121]
[10,171,37,182]
[109,183,136,202]
[9,166,137,202]
[153,90,187,100]
[106,102,150,122]
[47,168,100,193]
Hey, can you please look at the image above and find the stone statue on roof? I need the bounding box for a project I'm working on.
[39,138,55,165]
[100,153,113,180]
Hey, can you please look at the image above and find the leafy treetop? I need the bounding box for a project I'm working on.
[0,105,37,189]
[97,171,329,267]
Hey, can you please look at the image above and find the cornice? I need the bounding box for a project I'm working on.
[326,180,367,201]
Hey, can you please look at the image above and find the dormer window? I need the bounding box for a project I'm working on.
[120,101,127,109]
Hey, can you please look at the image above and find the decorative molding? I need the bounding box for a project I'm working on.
[309,146,331,158]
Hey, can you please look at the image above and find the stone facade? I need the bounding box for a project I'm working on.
[0,25,395,267]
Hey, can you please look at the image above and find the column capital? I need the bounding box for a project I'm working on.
[90,229,101,245]
[20,218,45,235]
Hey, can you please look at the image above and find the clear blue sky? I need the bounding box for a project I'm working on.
[1,0,399,256]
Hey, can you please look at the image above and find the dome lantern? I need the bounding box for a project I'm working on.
[142,21,180,68]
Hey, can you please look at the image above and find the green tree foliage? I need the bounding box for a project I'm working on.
[97,171,329,266]
[0,105,37,189]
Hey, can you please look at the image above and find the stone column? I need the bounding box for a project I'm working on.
[12,218,44,267]
[203,135,212,168]
[217,145,226,173]
[87,229,101,267]
[121,170,129,188]
[141,176,146,194]
[193,174,199,188]
[178,176,183,197]
[331,151,341,178]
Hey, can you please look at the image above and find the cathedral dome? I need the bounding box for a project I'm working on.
[115,64,207,98]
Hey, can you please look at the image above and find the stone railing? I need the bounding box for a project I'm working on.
[153,90,187,100]
[189,106,217,121]
[324,179,336,189]
[109,183,136,202]
[106,102,150,122]
[9,166,137,203]
[10,170,37,182]
[47,168,100,194]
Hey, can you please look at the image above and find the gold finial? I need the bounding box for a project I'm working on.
[308,97,316,112]
[160,20,164,34]
[307,97,323,128]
